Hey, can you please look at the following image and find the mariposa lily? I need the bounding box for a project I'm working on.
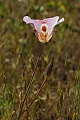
[23,16,64,43]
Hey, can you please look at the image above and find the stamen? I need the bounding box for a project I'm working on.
[40,32,48,41]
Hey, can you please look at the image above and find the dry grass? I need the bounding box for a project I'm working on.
[0,0,80,120]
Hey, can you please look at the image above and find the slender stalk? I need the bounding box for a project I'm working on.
[21,77,48,116]
[24,50,42,98]
[17,48,42,120]
[21,57,54,115]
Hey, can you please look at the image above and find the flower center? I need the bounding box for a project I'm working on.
[40,24,48,33]
[42,26,47,32]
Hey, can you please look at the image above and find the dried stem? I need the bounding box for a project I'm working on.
[21,76,48,116]
[17,46,42,120]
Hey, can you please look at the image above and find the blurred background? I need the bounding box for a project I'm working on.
[0,0,80,120]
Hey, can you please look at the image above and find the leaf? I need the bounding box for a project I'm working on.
[46,58,54,77]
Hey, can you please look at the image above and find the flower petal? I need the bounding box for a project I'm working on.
[46,16,59,27]
[23,16,64,43]
[23,16,32,24]
[23,16,42,31]
[56,18,64,25]
[46,16,59,32]
[45,17,64,37]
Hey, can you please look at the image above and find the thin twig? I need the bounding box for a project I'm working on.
[22,77,48,116]
[21,57,54,115]
[17,48,42,120]
[24,50,42,98]
[21,53,28,119]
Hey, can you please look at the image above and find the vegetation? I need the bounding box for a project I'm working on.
[0,0,80,120]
